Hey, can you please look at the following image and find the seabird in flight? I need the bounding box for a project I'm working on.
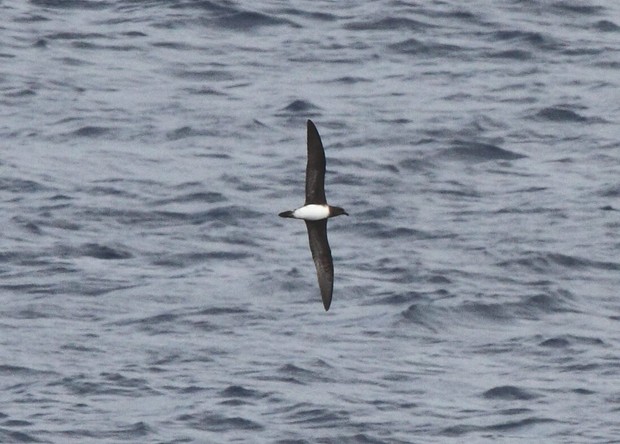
[279,120,348,311]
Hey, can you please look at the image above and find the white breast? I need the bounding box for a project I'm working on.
[292,204,330,221]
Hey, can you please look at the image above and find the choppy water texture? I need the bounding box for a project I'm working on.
[1,0,620,442]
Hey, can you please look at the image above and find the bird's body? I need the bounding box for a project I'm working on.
[280,204,332,221]
[279,120,348,311]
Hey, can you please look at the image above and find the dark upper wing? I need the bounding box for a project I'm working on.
[305,220,334,311]
[305,119,327,205]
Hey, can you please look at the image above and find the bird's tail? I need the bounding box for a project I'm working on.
[279,210,294,218]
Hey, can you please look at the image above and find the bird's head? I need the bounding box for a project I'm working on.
[330,206,349,217]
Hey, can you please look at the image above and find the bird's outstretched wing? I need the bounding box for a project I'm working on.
[305,220,333,311]
[305,120,327,205]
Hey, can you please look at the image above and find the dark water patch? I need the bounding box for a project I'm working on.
[446,8,479,22]
[79,205,259,227]
[441,140,526,162]
[562,363,600,372]
[121,31,147,38]
[486,417,557,431]
[443,92,472,102]
[535,107,587,122]
[323,76,371,84]
[331,173,365,186]
[172,3,299,30]
[57,280,136,298]
[101,208,185,225]
[285,406,349,426]
[168,0,231,12]
[551,2,604,15]
[151,251,249,267]
[179,412,263,432]
[153,191,226,205]
[355,221,426,240]
[344,17,432,31]
[524,293,570,314]
[539,335,604,348]
[324,434,387,444]
[483,385,539,400]
[595,20,620,32]
[204,205,263,224]
[70,41,139,51]
[214,10,300,30]
[60,343,102,353]
[600,184,620,197]
[427,274,451,284]
[460,301,514,322]
[45,32,106,40]
[495,206,563,216]
[152,41,194,50]
[442,417,556,436]
[573,388,595,395]
[112,312,185,335]
[176,385,206,394]
[388,38,462,56]
[31,0,111,10]
[4,88,37,98]
[166,126,213,140]
[440,423,479,437]
[398,156,434,172]
[498,251,620,272]
[0,283,51,296]
[369,291,423,306]
[539,337,570,348]
[11,216,43,235]
[0,177,46,193]
[278,6,336,21]
[0,428,44,443]
[399,303,443,332]
[460,291,576,323]
[509,186,548,194]
[42,218,81,231]
[266,364,324,385]
[184,86,226,95]
[49,372,156,397]
[197,306,249,316]
[497,408,533,415]
[381,118,412,125]
[58,421,153,440]
[54,243,132,260]
[486,49,532,60]
[102,372,154,390]
[107,421,153,439]
[355,206,393,219]
[490,29,559,50]
[0,365,57,377]
[279,99,321,114]
[85,185,136,197]
[81,243,132,260]
[14,13,49,23]
[175,69,234,81]
[424,182,481,199]
[2,420,33,427]
[71,126,113,137]
[220,385,266,399]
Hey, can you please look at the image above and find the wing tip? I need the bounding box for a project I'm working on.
[322,295,332,311]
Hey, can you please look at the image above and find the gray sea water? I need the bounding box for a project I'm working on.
[2,1,620,442]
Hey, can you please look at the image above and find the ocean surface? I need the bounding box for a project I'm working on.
[1,1,620,442]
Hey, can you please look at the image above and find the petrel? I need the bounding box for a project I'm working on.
[279,120,348,311]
